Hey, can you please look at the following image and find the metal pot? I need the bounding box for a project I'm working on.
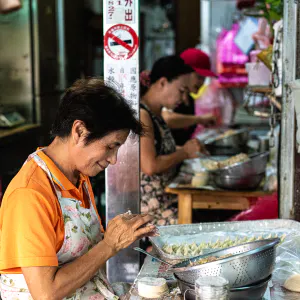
[212,172,265,190]
[177,274,272,300]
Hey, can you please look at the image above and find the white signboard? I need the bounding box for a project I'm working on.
[104,0,139,111]
[104,0,140,284]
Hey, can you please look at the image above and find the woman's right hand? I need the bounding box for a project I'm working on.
[183,139,202,159]
[103,214,156,253]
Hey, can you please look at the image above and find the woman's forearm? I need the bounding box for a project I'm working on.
[52,241,115,298]
[162,111,199,129]
[152,148,187,175]
[23,240,115,300]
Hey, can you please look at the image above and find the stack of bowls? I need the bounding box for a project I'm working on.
[177,274,272,300]
[170,238,279,300]
[211,152,269,190]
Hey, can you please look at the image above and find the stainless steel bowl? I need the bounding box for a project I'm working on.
[176,275,272,300]
[169,238,279,288]
[212,172,265,190]
[204,128,249,148]
[214,152,269,177]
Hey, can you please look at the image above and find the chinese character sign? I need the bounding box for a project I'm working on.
[105,0,135,24]
[103,0,139,112]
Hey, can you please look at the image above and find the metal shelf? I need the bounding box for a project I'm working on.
[243,86,281,119]
[0,124,40,140]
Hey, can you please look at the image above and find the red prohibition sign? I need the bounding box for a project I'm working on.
[104,24,139,60]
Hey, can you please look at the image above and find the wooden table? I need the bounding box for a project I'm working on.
[165,186,273,224]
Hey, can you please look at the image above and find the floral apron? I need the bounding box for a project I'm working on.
[0,150,118,300]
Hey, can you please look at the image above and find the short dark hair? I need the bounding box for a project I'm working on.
[140,55,193,96]
[150,55,193,84]
[51,78,143,144]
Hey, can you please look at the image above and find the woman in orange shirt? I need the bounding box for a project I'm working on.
[0,78,156,299]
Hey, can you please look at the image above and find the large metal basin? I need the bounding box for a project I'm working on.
[212,173,265,190]
[213,152,269,177]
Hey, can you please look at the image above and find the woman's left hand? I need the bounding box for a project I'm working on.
[183,139,209,159]
[103,213,156,253]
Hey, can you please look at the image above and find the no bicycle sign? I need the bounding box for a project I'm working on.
[104,24,138,60]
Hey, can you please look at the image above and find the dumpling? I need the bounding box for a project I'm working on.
[191,249,199,257]
[213,239,221,249]
[247,236,256,243]
[183,244,190,256]
[175,246,183,256]
[183,248,189,256]
[284,274,300,292]
[172,244,179,252]
[241,237,248,243]
[164,245,173,254]
[190,242,198,251]
[265,234,272,239]
[232,237,240,246]
[280,234,287,242]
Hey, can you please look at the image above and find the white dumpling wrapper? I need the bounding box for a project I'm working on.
[284,274,300,292]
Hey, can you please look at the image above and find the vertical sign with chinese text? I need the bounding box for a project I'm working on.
[104,0,140,284]
[104,0,139,112]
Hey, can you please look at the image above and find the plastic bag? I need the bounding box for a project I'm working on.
[271,235,300,299]
[194,79,234,124]
[217,24,249,65]
[264,166,278,192]
[257,46,273,70]
[273,234,300,290]
[216,24,249,86]
[252,18,271,50]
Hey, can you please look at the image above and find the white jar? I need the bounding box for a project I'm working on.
[191,171,209,187]
[138,277,169,299]
[195,276,229,300]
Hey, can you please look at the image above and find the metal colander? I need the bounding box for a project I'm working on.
[169,238,279,288]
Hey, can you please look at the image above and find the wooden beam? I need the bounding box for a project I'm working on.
[175,0,200,53]
[178,193,193,224]
[192,195,250,210]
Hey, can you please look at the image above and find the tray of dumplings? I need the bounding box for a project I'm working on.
[149,219,300,264]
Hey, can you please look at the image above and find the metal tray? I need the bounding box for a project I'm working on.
[150,219,300,264]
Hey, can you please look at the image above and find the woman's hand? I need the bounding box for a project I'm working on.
[21,214,154,300]
[103,214,156,253]
[197,113,217,126]
[183,139,209,159]
[183,139,202,159]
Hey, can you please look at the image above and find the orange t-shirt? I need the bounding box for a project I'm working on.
[0,149,103,274]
